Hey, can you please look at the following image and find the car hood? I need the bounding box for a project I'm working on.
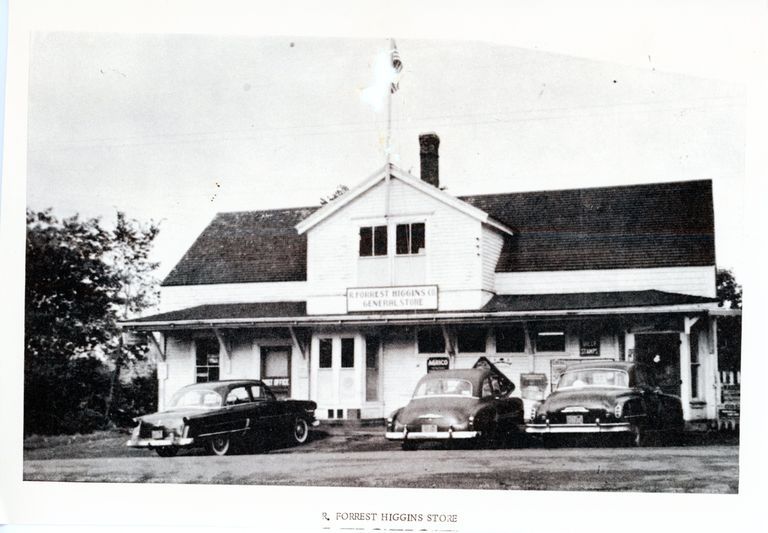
[396,396,480,425]
[539,388,636,413]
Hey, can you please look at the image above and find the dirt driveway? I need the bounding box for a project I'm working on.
[23,428,739,492]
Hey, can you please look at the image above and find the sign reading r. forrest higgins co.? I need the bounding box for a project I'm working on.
[347,285,438,312]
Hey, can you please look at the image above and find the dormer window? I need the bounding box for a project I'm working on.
[359,225,388,257]
[396,222,426,255]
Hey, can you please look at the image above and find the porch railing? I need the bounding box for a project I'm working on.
[715,370,740,431]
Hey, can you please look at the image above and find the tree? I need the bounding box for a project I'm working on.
[716,268,742,309]
[715,269,742,372]
[25,209,159,434]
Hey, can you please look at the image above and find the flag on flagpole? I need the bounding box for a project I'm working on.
[390,39,403,93]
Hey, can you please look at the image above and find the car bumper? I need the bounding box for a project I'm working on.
[385,430,479,440]
[126,437,195,448]
[525,422,632,434]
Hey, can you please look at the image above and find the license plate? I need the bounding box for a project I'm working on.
[566,415,583,424]
[421,424,437,433]
[152,429,164,439]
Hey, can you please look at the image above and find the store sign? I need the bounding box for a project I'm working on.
[580,336,600,356]
[262,377,290,388]
[427,357,450,372]
[347,285,438,312]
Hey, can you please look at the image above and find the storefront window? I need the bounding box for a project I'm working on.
[195,338,220,383]
[359,225,387,257]
[535,331,566,352]
[418,327,445,353]
[457,326,487,353]
[396,222,426,255]
[319,338,333,368]
[495,326,526,353]
[690,330,700,399]
[341,338,355,368]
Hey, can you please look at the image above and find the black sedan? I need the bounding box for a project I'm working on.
[127,379,318,456]
[385,368,525,450]
[526,361,684,446]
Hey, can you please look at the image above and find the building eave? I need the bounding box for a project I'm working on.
[295,164,514,237]
[122,303,716,331]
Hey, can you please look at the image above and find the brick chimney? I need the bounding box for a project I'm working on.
[419,133,440,188]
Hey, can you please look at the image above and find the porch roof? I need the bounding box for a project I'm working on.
[122,290,718,331]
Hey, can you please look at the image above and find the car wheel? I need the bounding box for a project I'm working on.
[155,446,178,458]
[401,441,418,451]
[207,435,232,456]
[291,417,310,445]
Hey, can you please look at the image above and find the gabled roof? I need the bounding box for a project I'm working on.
[294,165,514,236]
[162,178,714,287]
[460,179,714,272]
[163,208,317,286]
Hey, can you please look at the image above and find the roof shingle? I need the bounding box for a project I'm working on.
[163,179,714,286]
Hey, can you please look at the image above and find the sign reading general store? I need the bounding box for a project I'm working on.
[347,285,438,312]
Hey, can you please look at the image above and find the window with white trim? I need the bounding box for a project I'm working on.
[395,222,425,255]
[359,225,388,257]
[195,338,220,382]
[535,331,566,353]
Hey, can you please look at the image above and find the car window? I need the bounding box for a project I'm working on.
[225,386,251,405]
[250,384,275,401]
[490,375,501,396]
[557,369,629,390]
[170,389,222,409]
[414,378,473,398]
[481,379,493,398]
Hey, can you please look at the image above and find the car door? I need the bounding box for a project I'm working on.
[199,385,252,438]
[250,383,289,437]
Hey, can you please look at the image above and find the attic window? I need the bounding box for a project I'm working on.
[396,222,425,255]
[359,225,388,257]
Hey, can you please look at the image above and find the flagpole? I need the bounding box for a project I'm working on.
[385,38,396,287]
[386,38,394,168]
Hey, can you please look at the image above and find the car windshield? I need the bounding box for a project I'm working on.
[413,378,474,398]
[557,369,629,390]
[169,388,223,409]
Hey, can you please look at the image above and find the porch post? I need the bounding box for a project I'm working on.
[624,331,635,362]
[707,316,720,420]
[523,323,535,373]
[679,330,692,421]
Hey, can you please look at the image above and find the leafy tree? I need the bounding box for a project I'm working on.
[716,268,742,309]
[25,209,159,434]
[715,269,742,372]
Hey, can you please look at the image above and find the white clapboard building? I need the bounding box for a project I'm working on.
[124,133,728,424]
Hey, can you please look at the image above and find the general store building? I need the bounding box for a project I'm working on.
[125,133,727,424]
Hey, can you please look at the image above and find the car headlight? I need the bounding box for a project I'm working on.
[614,403,623,418]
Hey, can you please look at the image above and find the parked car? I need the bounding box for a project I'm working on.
[126,379,318,457]
[385,368,525,450]
[526,361,683,446]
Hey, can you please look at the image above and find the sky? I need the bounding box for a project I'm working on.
[26,32,746,280]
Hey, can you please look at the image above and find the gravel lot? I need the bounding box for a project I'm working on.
[23,427,739,493]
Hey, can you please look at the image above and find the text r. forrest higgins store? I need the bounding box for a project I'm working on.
[123,133,736,425]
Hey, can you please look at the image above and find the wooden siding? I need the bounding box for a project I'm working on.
[494,266,715,298]
[481,226,504,293]
[160,281,308,313]
[306,177,486,314]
